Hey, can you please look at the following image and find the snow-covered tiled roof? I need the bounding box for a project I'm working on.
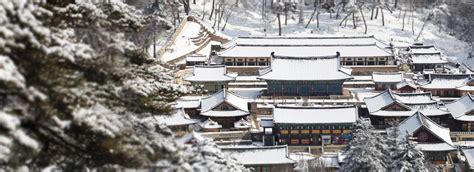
[396,79,417,89]
[186,55,206,62]
[273,105,357,124]
[416,143,456,152]
[462,148,474,169]
[200,89,249,117]
[230,35,389,47]
[421,74,473,89]
[409,45,439,54]
[258,55,352,81]
[408,45,447,64]
[234,118,251,129]
[154,108,198,127]
[220,145,295,165]
[446,94,474,121]
[219,45,393,58]
[185,65,236,82]
[200,118,222,129]
[397,112,455,151]
[372,72,403,83]
[175,99,201,108]
[364,90,448,117]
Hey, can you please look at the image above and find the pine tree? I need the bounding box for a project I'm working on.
[0,1,245,170]
[391,133,427,172]
[341,119,387,171]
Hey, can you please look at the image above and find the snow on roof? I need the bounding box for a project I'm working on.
[421,74,472,89]
[230,35,388,47]
[396,79,417,89]
[397,112,454,150]
[220,145,295,165]
[410,53,447,64]
[364,90,448,117]
[234,118,251,129]
[200,118,222,129]
[219,45,393,58]
[409,45,439,54]
[462,148,474,169]
[186,55,207,62]
[372,72,403,83]
[416,143,456,152]
[273,105,357,124]
[260,118,274,128]
[445,94,474,121]
[407,45,447,64]
[175,99,201,108]
[185,65,236,82]
[200,89,249,117]
[153,109,198,127]
[177,131,205,144]
[258,55,352,81]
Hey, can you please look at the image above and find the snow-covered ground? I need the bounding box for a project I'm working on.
[188,1,471,63]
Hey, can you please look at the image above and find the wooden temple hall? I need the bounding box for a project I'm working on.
[271,105,357,146]
[217,35,394,66]
[258,52,352,97]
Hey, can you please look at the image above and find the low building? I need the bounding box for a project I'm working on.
[397,112,456,165]
[200,118,222,132]
[445,94,474,132]
[372,72,403,91]
[364,90,450,129]
[420,74,474,97]
[220,145,295,172]
[273,105,357,146]
[407,45,447,73]
[185,55,207,66]
[199,89,249,129]
[175,98,201,118]
[258,53,352,97]
[185,65,237,93]
[154,108,198,136]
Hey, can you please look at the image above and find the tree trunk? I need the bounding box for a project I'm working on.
[370,0,376,20]
[218,7,225,30]
[361,8,368,34]
[285,11,288,25]
[352,11,356,29]
[381,9,385,26]
[394,0,398,8]
[193,0,196,4]
[375,8,379,19]
[222,9,235,31]
[402,9,407,31]
[209,0,215,20]
[277,13,282,36]
[305,6,318,28]
[339,12,352,26]
[298,0,304,24]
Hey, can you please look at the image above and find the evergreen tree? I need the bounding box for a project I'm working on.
[391,133,427,172]
[341,119,387,171]
[0,1,244,170]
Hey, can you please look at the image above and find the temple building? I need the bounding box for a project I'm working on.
[258,53,352,97]
[272,105,357,146]
[152,108,198,136]
[396,79,418,93]
[364,90,450,129]
[446,94,474,132]
[372,72,403,91]
[218,36,394,67]
[407,45,448,73]
[420,74,474,97]
[185,65,237,93]
[199,89,249,129]
[396,112,456,165]
[220,145,295,172]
